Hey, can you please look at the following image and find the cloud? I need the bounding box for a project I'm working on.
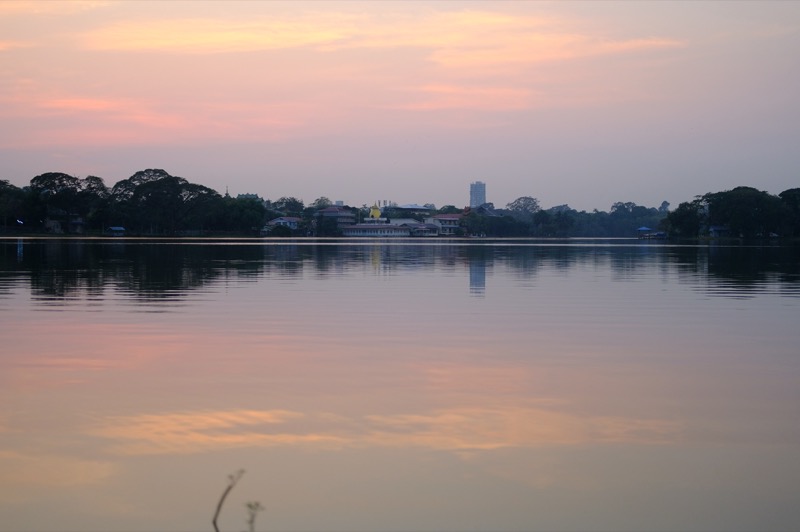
[0,40,31,51]
[0,450,114,502]
[78,9,685,70]
[80,16,353,53]
[38,97,123,112]
[365,407,683,450]
[93,406,683,456]
[0,90,313,148]
[93,409,349,454]
[2,5,688,149]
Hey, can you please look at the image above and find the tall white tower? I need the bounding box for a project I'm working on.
[470,181,486,207]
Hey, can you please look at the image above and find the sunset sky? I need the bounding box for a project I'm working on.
[1,1,798,211]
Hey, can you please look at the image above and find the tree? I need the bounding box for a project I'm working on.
[111,168,174,200]
[131,176,221,234]
[610,201,637,215]
[29,172,83,212]
[531,209,552,236]
[216,196,266,233]
[607,201,665,236]
[0,180,25,230]
[779,188,800,237]
[553,210,576,236]
[273,197,304,215]
[310,197,332,210]
[461,211,528,237]
[81,175,109,197]
[505,196,541,224]
[663,199,704,238]
[30,172,82,196]
[314,213,341,237]
[28,172,85,231]
[704,186,783,238]
[73,175,112,230]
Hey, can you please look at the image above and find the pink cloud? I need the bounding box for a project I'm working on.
[0,5,690,151]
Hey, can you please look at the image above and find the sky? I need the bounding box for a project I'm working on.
[1,0,798,211]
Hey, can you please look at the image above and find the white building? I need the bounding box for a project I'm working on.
[470,181,486,207]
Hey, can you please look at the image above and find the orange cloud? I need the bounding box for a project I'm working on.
[0,40,30,51]
[0,88,316,148]
[80,17,352,53]
[77,9,685,70]
[94,409,348,455]
[0,449,114,490]
[38,97,123,112]
[2,6,688,147]
[93,406,683,456]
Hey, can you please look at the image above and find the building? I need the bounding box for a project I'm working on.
[107,226,126,237]
[341,224,411,237]
[470,181,486,207]
[266,217,301,230]
[425,213,463,236]
[317,206,356,227]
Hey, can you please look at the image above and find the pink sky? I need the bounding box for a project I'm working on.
[1,1,798,210]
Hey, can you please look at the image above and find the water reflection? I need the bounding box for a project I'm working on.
[1,238,800,532]
[2,239,799,304]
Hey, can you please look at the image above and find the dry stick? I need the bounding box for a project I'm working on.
[245,501,265,532]
[212,469,245,532]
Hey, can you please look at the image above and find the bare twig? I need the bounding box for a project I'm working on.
[245,501,265,532]
[212,469,245,532]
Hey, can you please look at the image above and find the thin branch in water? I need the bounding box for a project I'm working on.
[245,501,265,532]
[213,469,245,532]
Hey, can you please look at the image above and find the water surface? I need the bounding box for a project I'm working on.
[1,238,799,532]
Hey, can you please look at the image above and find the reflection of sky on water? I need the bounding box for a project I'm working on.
[1,239,800,531]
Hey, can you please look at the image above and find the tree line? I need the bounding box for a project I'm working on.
[662,186,800,239]
[1,169,797,238]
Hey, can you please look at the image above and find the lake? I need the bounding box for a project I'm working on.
[1,238,799,532]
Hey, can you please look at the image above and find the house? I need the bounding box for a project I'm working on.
[425,214,463,236]
[317,206,356,227]
[341,224,411,237]
[386,218,421,226]
[400,222,439,237]
[107,226,126,237]
[262,217,301,235]
[266,217,301,230]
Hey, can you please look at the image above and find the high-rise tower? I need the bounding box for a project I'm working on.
[470,181,486,208]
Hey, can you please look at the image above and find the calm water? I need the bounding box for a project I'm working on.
[1,238,799,532]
